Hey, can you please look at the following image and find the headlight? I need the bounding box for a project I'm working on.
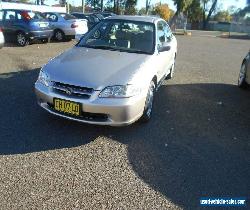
[37,70,51,87]
[99,85,141,98]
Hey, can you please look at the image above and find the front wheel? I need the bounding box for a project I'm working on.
[238,62,249,89]
[140,81,156,122]
[54,30,65,42]
[16,32,29,47]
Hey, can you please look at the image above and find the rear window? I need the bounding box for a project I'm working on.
[60,13,76,20]
[26,11,45,20]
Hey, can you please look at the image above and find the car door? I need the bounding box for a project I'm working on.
[2,10,17,41]
[156,20,175,80]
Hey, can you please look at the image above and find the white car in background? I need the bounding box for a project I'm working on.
[44,12,88,41]
[0,27,4,48]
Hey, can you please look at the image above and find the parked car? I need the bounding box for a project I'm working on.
[93,13,105,20]
[96,12,116,18]
[238,50,250,88]
[0,27,4,48]
[0,9,52,46]
[44,12,88,41]
[71,12,100,30]
[35,16,177,126]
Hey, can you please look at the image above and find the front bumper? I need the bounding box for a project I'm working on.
[27,30,53,40]
[35,82,146,126]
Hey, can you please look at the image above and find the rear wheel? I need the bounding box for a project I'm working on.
[238,62,249,89]
[16,32,29,47]
[54,30,65,42]
[140,81,156,122]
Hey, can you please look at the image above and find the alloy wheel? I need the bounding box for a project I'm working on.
[17,33,27,46]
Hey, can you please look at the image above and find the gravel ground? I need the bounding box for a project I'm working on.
[0,35,249,210]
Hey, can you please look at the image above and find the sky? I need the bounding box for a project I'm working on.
[45,0,247,11]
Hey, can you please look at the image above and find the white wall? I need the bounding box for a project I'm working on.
[0,2,66,13]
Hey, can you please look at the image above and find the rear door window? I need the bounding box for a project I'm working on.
[5,11,16,21]
[60,13,76,20]
[27,12,44,20]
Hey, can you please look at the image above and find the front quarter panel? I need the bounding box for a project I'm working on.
[129,55,159,95]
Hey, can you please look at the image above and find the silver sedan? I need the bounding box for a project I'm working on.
[35,16,177,126]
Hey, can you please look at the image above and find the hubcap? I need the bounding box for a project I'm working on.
[56,31,63,41]
[239,64,246,85]
[145,82,155,117]
[17,34,26,45]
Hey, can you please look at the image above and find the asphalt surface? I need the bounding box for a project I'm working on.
[0,36,249,210]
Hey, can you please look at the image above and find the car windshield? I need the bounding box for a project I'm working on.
[78,20,155,54]
[60,13,76,20]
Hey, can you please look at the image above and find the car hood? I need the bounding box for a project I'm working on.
[44,47,151,90]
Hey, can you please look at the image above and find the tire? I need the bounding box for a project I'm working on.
[140,80,156,122]
[238,62,249,89]
[16,32,29,47]
[54,30,65,42]
[166,59,175,80]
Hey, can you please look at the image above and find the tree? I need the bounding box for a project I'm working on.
[138,7,147,15]
[125,0,137,15]
[19,0,30,3]
[214,10,232,22]
[187,0,203,23]
[152,3,172,21]
[172,0,193,14]
[202,0,218,29]
[146,0,152,14]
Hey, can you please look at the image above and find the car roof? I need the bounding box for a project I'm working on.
[107,15,161,23]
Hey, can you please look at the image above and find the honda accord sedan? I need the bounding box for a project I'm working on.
[35,16,177,126]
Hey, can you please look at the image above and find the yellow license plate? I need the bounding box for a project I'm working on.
[53,98,81,116]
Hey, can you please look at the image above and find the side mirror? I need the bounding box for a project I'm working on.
[158,45,171,53]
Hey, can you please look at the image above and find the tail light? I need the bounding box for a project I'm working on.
[0,27,2,32]
[21,11,31,21]
[71,23,78,28]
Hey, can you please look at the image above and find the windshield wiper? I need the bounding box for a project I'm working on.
[125,49,151,54]
[78,45,151,54]
[79,45,117,51]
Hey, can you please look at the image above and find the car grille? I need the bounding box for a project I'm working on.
[52,82,94,99]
